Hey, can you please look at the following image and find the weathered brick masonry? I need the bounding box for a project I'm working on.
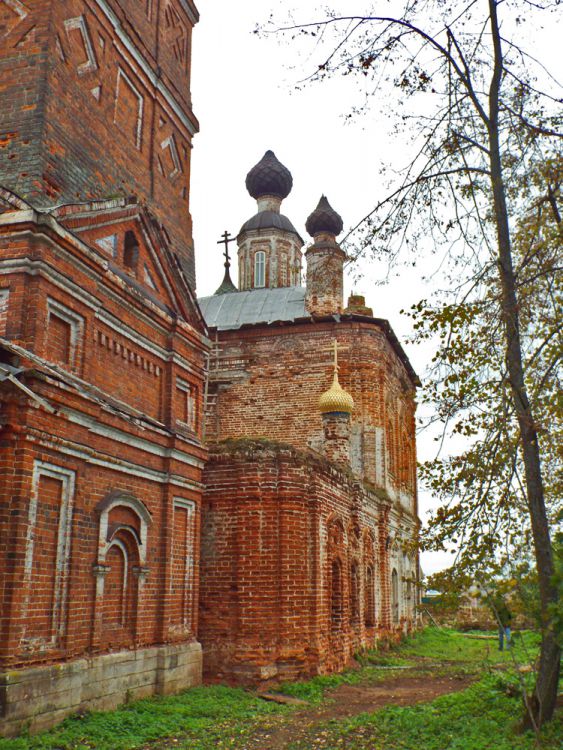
[0,1,421,734]
[205,319,417,510]
[197,154,420,684]
[201,440,416,683]
[0,0,206,736]
[0,0,198,285]
[0,193,207,735]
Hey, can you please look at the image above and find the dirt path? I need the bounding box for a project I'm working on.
[242,674,472,749]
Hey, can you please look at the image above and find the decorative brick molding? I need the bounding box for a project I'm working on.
[20,462,76,654]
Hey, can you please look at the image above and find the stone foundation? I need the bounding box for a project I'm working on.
[0,642,202,737]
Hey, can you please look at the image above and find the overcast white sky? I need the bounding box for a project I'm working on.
[189,1,561,577]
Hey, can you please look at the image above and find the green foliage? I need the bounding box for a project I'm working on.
[390,626,540,664]
[413,152,562,580]
[267,0,562,724]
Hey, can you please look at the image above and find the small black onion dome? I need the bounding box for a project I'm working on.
[245,150,293,200]
[305,195,344,237]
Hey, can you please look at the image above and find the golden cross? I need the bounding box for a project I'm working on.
[332,338,339,374]
[322,338,348,371]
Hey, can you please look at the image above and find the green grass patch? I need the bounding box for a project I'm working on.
[393,626,540,665]
[0,685,287,750]
[281,627,541,704]
[286,674,562,749]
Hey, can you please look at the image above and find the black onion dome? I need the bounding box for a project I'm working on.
[305,195,344,237]
[245,150,293,199]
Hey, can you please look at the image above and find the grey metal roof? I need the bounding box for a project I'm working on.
[238,211,303,241]
[198,286,307,330]
[197,288,421,386]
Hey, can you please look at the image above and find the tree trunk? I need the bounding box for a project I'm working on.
[487,0,560,728]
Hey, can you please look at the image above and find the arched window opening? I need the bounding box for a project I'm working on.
[331,559,343,632]
[364,565,375,627]
[104,540,128,628]
[391,568,399,624]
[254,251,265,288]
[124,230,139,272]
[291,255,300,286]
[350,560,360,627]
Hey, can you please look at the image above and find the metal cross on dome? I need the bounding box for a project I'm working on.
[324,338,348,375]
[217,230,236,270]
[333,338,339,374]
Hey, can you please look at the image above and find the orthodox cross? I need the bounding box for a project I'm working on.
[332,338,339,375]
[323,338,349,374]
[217,230,236,270]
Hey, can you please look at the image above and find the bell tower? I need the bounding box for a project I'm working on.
[0,0,199,285]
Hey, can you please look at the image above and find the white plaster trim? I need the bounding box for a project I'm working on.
[92,0,197,136]
[23,462,76,648]
[98,496,149,565]
[62,408,204,467]
[136,223,182,310]
[172,498,196,627]
[96,234,118,256]
[1,227,206,361]
[0,208,36,226]
[47,297,84,366]
[95,307,169,359]
[0,259,188,364]
[64,16,98,75]
[0,223,203,343]
[177,0,198,25]
[1,0,28,35]
[175,377,197,429]
[0,257,101,312]
[115,67,144,150]
[30,436,203,489]
[160,135,182,179]
[254,251,266,288]
[0,287,9,334]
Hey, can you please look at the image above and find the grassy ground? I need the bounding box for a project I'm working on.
[0,629,559,750]
[284,674,562,750]
[278,627,541,703]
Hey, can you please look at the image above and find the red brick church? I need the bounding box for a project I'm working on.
[0,0,419,736]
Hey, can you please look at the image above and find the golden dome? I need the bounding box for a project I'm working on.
[319,371,354,414]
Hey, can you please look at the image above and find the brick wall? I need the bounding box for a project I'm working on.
[0,0,199,284]
[0,0,208,734]
[200,440,418,683]
[0,203,207,677]
[305,238,346,315]
[206,320,417,515]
